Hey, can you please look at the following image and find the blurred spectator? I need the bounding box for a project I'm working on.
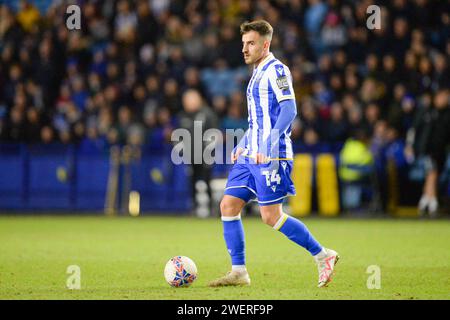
[312,80,333,118]
[221,101,248,131]
[299,98,323,138]
[304,0,328,55]
[182,67,207,98]
[324,102,348,147]
[364,103,381,135]
[339,128,374,211]
[116,105,133,144]
[201,59,244,98]
[405,89,450,216]
[145,106,174,152]
[295,127,330,155]
[2,107,26,142]
[16,0,40,33]
[380,54,401,103]
[136,0,159,47]
[391,17,411,61]
[320,11,347,54]
[24,107,41,144]
[177,89,218,214]
[40,125,55,144]
[211,95,227,119]
[162,78,181,115]
[79,123,107,153]
[115,0,137,44]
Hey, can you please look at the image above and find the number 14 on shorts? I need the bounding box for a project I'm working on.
[261,169,281,186]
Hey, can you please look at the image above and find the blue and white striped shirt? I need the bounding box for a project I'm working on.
[243,53,295,159]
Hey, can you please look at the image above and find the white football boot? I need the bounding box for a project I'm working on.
[208,269,251,287]
[418,195,429,216]
[428,197,439,218]
[315,248,340,288]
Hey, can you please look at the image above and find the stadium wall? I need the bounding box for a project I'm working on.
[0,143,448,215]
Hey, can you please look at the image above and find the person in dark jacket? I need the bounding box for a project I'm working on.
[405,89,450,216]
[177,89,219,217]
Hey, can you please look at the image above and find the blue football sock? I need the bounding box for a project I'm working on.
[222,214,246,267]
[274,213,323,256]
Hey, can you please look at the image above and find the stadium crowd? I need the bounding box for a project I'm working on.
[0,0,449,211]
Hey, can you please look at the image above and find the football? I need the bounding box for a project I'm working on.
[164,256,198,287]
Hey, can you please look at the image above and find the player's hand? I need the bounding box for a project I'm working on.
[255,153,269,164]
[258,158,280,177]
[231,147,245,163]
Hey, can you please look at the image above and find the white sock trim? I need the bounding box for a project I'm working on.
[272,213,289,230]
[221,214,241,221]
[313,248,327,261]
[232,265,247,271]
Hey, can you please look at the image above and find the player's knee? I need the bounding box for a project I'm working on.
[220,199,240,217]
[261,213,278,227]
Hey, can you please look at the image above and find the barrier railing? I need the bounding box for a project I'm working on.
[0,143,192,213]
[1,143,446,214]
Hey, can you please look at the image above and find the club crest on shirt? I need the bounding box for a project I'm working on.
[276,66,284,76]
[276,76,289,89]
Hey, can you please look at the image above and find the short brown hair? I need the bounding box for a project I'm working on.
[240,20,273,40]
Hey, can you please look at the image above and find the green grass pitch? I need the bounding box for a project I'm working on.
[0,215,449,300]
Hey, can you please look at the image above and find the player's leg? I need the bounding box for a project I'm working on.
[253,161,340,287]
[208,163,255,287]
[254,161,323,255]
[259,202,340,287]
[419,155,441,216]
[208,194,252,287]
[259,202,323,256]
[220,194,247,269]
[419,169,438,214]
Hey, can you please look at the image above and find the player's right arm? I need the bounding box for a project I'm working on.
[231,147,244,163]
[231,129,249,163]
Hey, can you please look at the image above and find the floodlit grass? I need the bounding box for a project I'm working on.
[0,215,449,300]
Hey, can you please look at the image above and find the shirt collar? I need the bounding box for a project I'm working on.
[254,52,274,71]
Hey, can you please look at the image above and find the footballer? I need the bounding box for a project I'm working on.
[208,20,340,288]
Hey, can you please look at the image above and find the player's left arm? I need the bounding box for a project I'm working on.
[274,97,297,130]
[258,99,297,162]
[259,64,297,161]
